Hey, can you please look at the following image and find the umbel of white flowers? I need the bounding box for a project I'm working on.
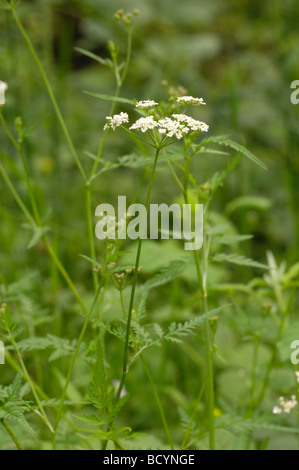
[0,81,8,106]
[272,372,299,415]
[103,96,209,140]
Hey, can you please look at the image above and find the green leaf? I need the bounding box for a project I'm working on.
[197,135,267,170]
[84,92,135,105]
[0,373,36,437]
[213,234,253,245]
[216,414,299,434]
[219,139,267,170]
[22,224,50,250]
[212,253,270,270]
[74,48,113,68]
[164,305,228,343]
[225,196,271,215]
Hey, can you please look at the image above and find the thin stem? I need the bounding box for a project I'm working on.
[90,83,121,177]
[0,111,19,149]
[115,147,160,402]
[141,355,174,450]
[86,185,98,292]
[9,333,53,433]
[120,290,127,319]
[1,419,24,450]
[167,160,184,192]
[255,290,293,408]
[90,27,132,178]
[178,158,215,450]
[52,278,104,447]
[0,163,36,226]
[180,379,207,450]
[120,29,132,85]
[43,239,87,313]
[12,8,86,181]
[18,143,41,225]
[0,159,87,314]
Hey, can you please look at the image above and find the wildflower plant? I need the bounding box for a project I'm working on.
[0,1,298,452]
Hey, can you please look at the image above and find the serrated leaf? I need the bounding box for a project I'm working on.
[212,253,270,270]
[164,305,228,343]
[213,234,253,245]
[84,92,135,105]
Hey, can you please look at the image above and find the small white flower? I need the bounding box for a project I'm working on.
[172,114,209,133]
[272,406,282,415]
[129,116,158,132]
[176,96,206,106]
[0,81,8,106]
[295,371,299,383]
[157,117,189,140]
[136,100,159,109]
[275,395,297,414]
[156,115,209,140]
[104,112,129,131]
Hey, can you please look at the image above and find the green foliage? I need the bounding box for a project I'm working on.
[0,373,35,437]
[0,0,298,451]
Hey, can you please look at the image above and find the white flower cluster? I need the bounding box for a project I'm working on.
[172,114,209,132]
[158,117,189,140]
[176,96,206,106]
[103,101,209,140]
[129,114,209,139]
[129,116,158,133]
[104,112,129,131]
[136,100,159,109]
[273,372,299,415]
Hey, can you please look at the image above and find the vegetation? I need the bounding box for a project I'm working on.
[0,0,298,450]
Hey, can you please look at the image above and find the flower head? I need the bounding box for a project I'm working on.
[129,116,158,133]
[157,117,189,140]
[104,112,129,131]
[172,114,209,132]
[176,96,206,106]
[136,100,159,110]
[274,395,298,414]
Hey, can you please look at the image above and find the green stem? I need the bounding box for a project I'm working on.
[0,111,19,149]
[90,84,121,178]
[121,29,132,85]
[115,147,160,402]
[52,278,104,447]
[141,355,174,450]
[1,419,24,450]
[86,185,98,292]
[180,379,207,450]
[12,8,86,181]
[182,158,215,450]
[18,142,42,225]
[9,333,53,433]
[0,163,36,226]
[0,158,87,314]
